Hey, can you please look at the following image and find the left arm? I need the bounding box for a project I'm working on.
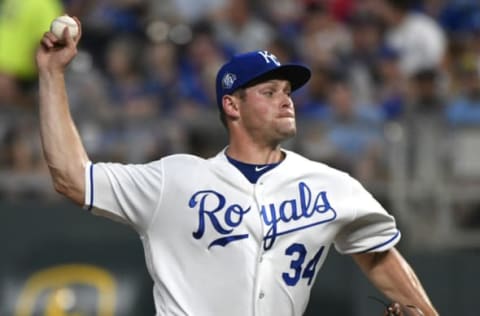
[352,248,438,316]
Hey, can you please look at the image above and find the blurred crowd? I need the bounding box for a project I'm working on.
[2,0,480,227]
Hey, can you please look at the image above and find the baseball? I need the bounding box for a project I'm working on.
[50,15,78,40]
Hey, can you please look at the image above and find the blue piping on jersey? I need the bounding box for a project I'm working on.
[87,163,94,211]
[362,230,401,253]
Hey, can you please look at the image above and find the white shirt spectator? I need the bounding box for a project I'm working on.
[386,12,446,76]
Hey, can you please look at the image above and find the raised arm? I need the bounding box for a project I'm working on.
[352,248,438,316]
[36,17,88,205]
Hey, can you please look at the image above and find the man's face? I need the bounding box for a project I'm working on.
[236,79,296,144]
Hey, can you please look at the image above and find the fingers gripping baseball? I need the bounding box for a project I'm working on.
[36,16,82,72]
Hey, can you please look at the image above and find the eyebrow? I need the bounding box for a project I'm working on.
[256,80,292,90]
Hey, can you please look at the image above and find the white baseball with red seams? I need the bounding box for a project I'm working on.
[50,15,78,40]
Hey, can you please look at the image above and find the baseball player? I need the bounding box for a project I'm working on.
[36,18,438,316]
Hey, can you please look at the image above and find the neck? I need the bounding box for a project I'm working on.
[226,138,284,165]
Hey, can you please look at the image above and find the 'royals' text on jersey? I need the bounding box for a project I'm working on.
[189,181,336,250]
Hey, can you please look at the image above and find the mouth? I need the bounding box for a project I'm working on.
[278,111,295,118]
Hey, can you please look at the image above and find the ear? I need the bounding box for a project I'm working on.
[222,95,240,119]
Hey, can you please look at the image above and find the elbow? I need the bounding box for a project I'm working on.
[52,178,71,196]
[49,166,85,205]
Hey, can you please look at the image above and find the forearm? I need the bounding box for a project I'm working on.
[353,249,438,315]
[38,68,88,204]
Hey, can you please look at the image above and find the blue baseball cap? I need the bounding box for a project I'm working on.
[215,50,311,109]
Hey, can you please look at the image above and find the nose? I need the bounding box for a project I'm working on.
[280,92,293,109]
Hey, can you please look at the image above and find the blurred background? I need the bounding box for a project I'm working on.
[1,0,479,315]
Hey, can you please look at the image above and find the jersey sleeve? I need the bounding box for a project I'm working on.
[334,177,401,254]
[84,160,164,233]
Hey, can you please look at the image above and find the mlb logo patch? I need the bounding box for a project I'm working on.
[222,73,237,89]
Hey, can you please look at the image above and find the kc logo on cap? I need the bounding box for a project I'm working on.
[257,50,281,66]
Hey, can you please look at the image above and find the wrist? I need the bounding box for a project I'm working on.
[38,67,65,81]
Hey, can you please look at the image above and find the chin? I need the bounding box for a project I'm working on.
[279,126,297,140]
[272,119,296,141]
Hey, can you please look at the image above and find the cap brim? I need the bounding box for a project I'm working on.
[241,64,311,92]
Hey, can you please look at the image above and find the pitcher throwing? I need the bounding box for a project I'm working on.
[36,17,438,316]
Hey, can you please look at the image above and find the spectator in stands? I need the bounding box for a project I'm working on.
[142,39,199,158]
[340,10,384,106]
[371,0,447,77]
[431,0,480,34]
[213,0,274,53]
[152,0,226,23]
[102,35,162,162]
[445,58,480,126]
[0,0,63,107]
[3,118,40,172]
[0,0,62,173]
[104,35,159,120]
[298,2,351,69]
[177,21,225,115]
[322,78,386,181]
[375,45,407,120]
[259,0,304,40]
[407,69,445,116]
[295,65,334,120]
[71,0,148,71]
[403,69,447,191]
[327,0,356,22]
[265,36,299,68]
[143,39,181,116]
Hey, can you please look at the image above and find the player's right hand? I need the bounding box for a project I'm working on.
[36,16,82,73]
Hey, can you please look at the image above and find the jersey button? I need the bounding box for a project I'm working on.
[259,292,265,299]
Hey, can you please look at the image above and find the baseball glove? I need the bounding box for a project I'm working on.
[383,302,425,316]
[384,302,402,315]
[369,296,425,316]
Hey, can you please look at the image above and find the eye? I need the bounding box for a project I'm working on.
[262,90,274,97]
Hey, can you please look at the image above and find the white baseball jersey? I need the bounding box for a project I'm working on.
[84,148,400,316]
